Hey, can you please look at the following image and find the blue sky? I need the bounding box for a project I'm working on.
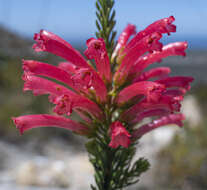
[0,0,206,48]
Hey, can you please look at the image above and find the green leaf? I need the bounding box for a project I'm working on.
[95,0,116,58]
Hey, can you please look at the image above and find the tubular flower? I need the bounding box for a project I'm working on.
[126,16,176,50]
[84,38,112,82]
[133,114,185,138]
[13,16,193,148]
[112,24,136,60]
[109,121,131,148]
[133,67,171,82]
[116,81,165,105]
[12,114,88,135]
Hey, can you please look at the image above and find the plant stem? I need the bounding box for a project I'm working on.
[86,1,150,190]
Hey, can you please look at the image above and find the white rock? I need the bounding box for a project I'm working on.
[15,158,70,188]
[181,95,202,127]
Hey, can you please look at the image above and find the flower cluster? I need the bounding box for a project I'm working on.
[13,16,193,148]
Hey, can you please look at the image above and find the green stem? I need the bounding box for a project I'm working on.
[103,147,115,190]
[86,1,150,190]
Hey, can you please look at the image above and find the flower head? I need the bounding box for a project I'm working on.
[13,16,193,149]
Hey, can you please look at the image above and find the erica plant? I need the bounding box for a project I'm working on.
[12,0,194,189]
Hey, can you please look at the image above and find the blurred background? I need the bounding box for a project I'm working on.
[0,0,207,189]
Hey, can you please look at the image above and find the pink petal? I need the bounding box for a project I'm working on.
[58,62,78,74]
[116,81,165,105]
[132,108,171,124]
[33,30,89,68]
[112,24,136,59]
[162,41,188,57]
[84,38,111,82]
[12,114,88,135]
[126,16,176,49]
[133,67,171,82]
[133,114,185,138]
[109,121,131,148]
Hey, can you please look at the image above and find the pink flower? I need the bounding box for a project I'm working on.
[133,114,185,138]
[12,114,88,135]
[109,121,131,148]
[112,24,136,59]
[33,30,89,68]
[133,67,171,82]
[84,38,112,82]
[13,16,193,148]
[116,81,165,105]
[156,76,194,90]
[126,16,176,50]
[132,108,171,124]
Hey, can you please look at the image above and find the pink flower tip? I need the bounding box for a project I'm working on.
[175,41,188,57]
[12,117,24,135]
[22,59,37,72]
[109,121,131,149]
[163,16,176,35]
[33,29,47,52]
[84,38,105,59]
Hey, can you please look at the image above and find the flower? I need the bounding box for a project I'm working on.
[13,16,193,148]
[85,38,112,82]
[132,114,185,138]
[109,121,131,148]
[12,114,88,135]
[112,24,136,60]
[116,81,165,105]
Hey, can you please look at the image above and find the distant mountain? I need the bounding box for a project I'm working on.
[0,26,34,57]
